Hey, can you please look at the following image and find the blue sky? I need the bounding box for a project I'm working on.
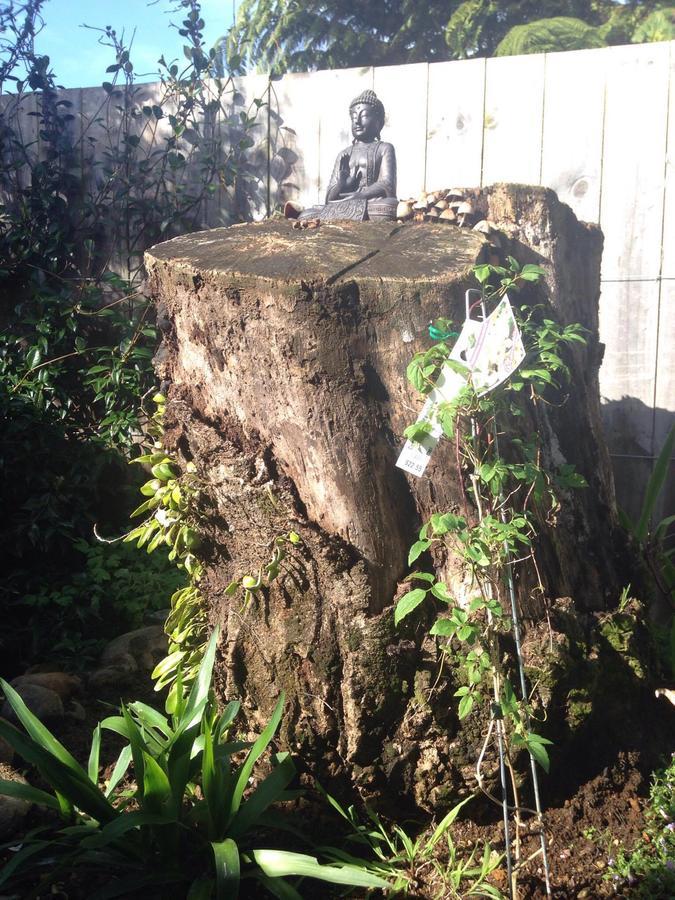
[31,0,235,89]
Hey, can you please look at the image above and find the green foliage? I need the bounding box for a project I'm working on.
[120,394,208,707]
[397,257,589,789]
[620,424,675,678]
[320,788,504,897]
[606,753,675,897]
[225,530,303,608]
[7,538,183,670]
[0,630,390,898]
[0,1,267,676]
[632,8,675,43]
[495,16,607,56]
[224,0,669,74]
[0,0,268,677]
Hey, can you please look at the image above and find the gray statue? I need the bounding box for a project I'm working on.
[297,90,398,222]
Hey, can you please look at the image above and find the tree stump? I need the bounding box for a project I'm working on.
[145,185,634,809]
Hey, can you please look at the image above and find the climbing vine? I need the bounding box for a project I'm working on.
[125,393,304,708]
[396,257,589,893]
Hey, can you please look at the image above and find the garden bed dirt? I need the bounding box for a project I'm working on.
[7,662,669,900]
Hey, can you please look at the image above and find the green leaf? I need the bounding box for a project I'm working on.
[429,618,456,637]
[636,424,675,541]
[408,539,430,565]
[142,751,174,816]
[526,736,552,773]
[252,849,390,889]
[473,264,492,284]
[0,717,115,823]
[0,840,52,889]
[430,582,452,602]
[228,693,285,820]
[229,752,295,840]
[0,679,83,776]
[151,650,185,682]
[81,810,174,849]
[404,571,435,583]
[428,795,472,849]
[458,693,474,719]
[394,588,427,626]
[0,778,60,810]
[105,745,132,798]
[177,627,219,734]
[212,838,240,899]
[88,724,101,784]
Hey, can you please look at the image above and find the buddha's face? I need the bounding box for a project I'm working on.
[350,102,382,142]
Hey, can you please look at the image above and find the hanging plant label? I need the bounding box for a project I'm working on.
[396,296,525,478]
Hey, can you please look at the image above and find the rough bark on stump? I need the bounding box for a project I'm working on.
[145,185,632,810]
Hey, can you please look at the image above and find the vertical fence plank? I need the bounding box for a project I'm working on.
[654,278,675,451]
[600,42,670,281]
[425,58,485,192]
[268,71,321,211]
[599,279,660,457]
[660,45,675,280]
[540,48,606,224]
[481,53,545,186]
[373,62,427,200]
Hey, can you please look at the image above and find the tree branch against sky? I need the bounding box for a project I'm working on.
[222,0,674,74]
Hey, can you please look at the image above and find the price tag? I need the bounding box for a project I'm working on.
[396,296,525,478]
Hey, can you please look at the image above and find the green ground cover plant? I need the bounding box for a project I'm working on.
[9,538,183,671]
[0,630,391,899]
[606,753,675,897]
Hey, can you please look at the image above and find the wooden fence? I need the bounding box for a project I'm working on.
[2,41,673,518]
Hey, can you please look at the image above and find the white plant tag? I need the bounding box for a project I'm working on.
[396,296,525,478]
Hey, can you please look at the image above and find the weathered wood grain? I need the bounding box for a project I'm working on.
[599,42,670,281]
[660,44,675,280]
[373,62,428,200]
[541,48,606,224]
[599,279,660,456]
[268,71,322,210]
[482,53,546,186]
[425,58,485,191]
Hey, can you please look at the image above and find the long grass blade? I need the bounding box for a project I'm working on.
[427,795,472,850]
[0,778,60,810]
[0,840,52,888]
[252,849,391,889]
[0,718,115,823]
[81,810,175,849]
[178,628,219,735]
[229,752,295,841]
[1,678,85,777]
[636,424,675,541]
[105,745,132,798]
[88,724,102,785]
[212,837,240,900]
[229,693,284,820]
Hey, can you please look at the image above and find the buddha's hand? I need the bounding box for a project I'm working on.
[336,151,351,189]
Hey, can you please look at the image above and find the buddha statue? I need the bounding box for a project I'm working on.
[297,90,398,222]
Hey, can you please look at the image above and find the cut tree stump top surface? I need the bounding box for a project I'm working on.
[146,219,485,284]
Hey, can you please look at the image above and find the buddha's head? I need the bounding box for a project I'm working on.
[349,90,385,142]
